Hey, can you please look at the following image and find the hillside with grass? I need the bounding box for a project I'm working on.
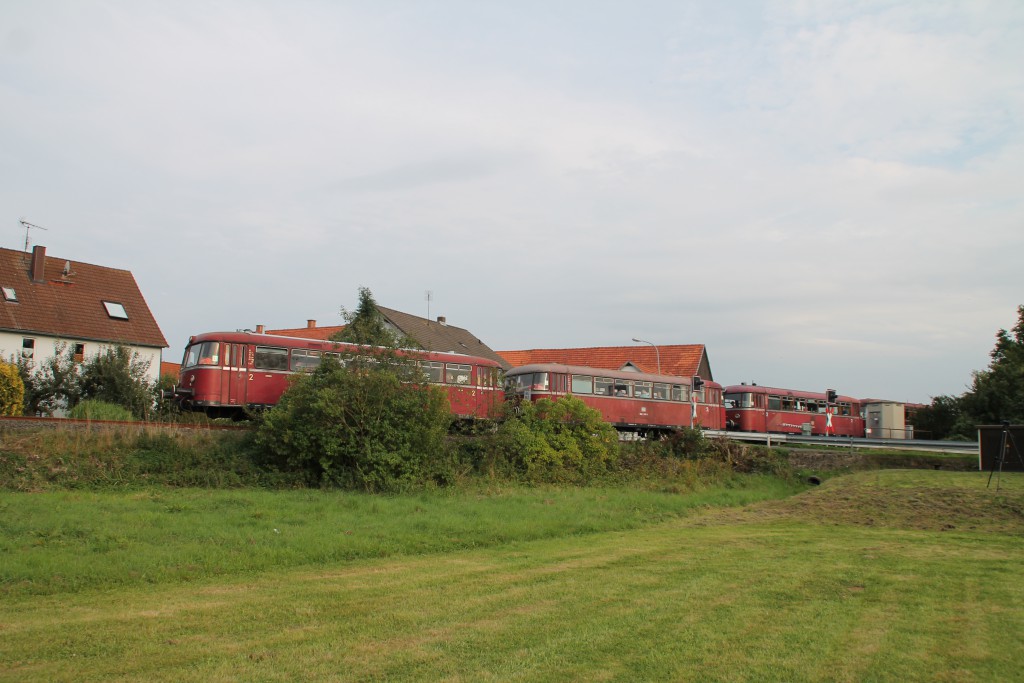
[2,470,1021,682]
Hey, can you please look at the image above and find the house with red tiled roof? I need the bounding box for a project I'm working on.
[497,344,714,381]
[0,245,167,385]
[266,307,509,369]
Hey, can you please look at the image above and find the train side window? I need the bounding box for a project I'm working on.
[781,397,796,411]
[420,361,444,383]
[291,349,322,372]
[652,383,669,400]
[228,344,245,368]
[614,381,632,397]
[571,374,593,394]
[671,384,689,402]
[634,381,652,399]
[254,346,288,371]
[477,366,498,387]
[806,400,820,413]
[595,377,614,396]
[446,363,472,385]
[768,396,782,410]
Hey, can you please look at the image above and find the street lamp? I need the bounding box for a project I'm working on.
[631,337,661,375]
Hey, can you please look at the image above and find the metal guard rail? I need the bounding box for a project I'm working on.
[705,430,979,455]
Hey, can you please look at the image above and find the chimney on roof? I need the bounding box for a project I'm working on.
[307,319,316,329]
[437,316,447,326]
[256,324,265,334]
[30,245,46,283]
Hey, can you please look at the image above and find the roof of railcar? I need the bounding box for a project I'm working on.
[186,331,502,366]
[722,384,860,402]
[507,363,721,387]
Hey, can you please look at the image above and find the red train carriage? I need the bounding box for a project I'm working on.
[504,364,725,435]
[169,331,504,419]
[722,384,864,437]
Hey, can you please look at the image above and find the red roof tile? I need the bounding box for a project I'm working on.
[0,246,167,348]
[497,345,711,380]
[266,325,344,341]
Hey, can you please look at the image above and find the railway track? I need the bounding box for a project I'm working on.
[0,415,247,431]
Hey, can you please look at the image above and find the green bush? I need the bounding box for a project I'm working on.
[0,359,25,416]
[255,356,454,492]
[493,396,619,483]
[68,399,135,421]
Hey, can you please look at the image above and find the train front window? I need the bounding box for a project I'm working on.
[183,341,220,368]
[507,372,548,392]
[724,392,754,409]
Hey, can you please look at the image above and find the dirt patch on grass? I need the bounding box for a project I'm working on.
[706,471,1024,534]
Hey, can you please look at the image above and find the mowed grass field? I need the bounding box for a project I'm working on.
[2,470,1022,682]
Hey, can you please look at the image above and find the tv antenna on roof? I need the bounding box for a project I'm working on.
[19,219,47,252]
[426,290,433,322]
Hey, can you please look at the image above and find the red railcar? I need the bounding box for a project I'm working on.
[722,384,864,437]
[504,363,725,435]
[169,331,504,419]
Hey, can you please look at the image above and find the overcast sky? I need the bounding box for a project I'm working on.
[2,1,1021,403]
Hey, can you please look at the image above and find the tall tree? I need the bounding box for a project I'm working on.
[333,286,411,348]
[953,305,1024,435]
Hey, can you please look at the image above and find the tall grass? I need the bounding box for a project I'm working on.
[0,425,298,490]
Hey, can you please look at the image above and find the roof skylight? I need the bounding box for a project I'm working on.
[1,286,16,302]
[103,301,128,319]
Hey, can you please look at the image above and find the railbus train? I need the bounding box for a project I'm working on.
[722,384,865,437]
[167,331,504,419]
[504,363,726,435]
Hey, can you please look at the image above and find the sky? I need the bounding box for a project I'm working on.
[1,0,1022,404]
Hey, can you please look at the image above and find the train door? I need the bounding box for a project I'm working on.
[219,343,247,407]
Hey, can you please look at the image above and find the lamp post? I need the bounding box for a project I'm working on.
[631,337,661,375]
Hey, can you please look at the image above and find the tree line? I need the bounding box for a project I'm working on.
[915,305,1024,439]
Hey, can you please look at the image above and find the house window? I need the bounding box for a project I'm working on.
[73,343,85,362]
[22,338,34,360]
[2,286,16,302]
[103,301,128,319]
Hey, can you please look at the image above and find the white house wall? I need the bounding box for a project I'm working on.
[0,331,162,385]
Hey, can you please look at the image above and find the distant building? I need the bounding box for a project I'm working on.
[496,344,713,380]
[266,306,509,370]
[0,245,167,384]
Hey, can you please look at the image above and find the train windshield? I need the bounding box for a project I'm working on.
[724,392,754,409]
[183,341,220,368]
[506,372,549,392]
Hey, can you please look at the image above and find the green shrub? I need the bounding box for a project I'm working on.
[493,396,619,483]
[0,359,25,416]
[69,399,136,421]
[255,356,453,492]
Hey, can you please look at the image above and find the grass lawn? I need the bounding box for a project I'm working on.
[1,470,1022,682]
